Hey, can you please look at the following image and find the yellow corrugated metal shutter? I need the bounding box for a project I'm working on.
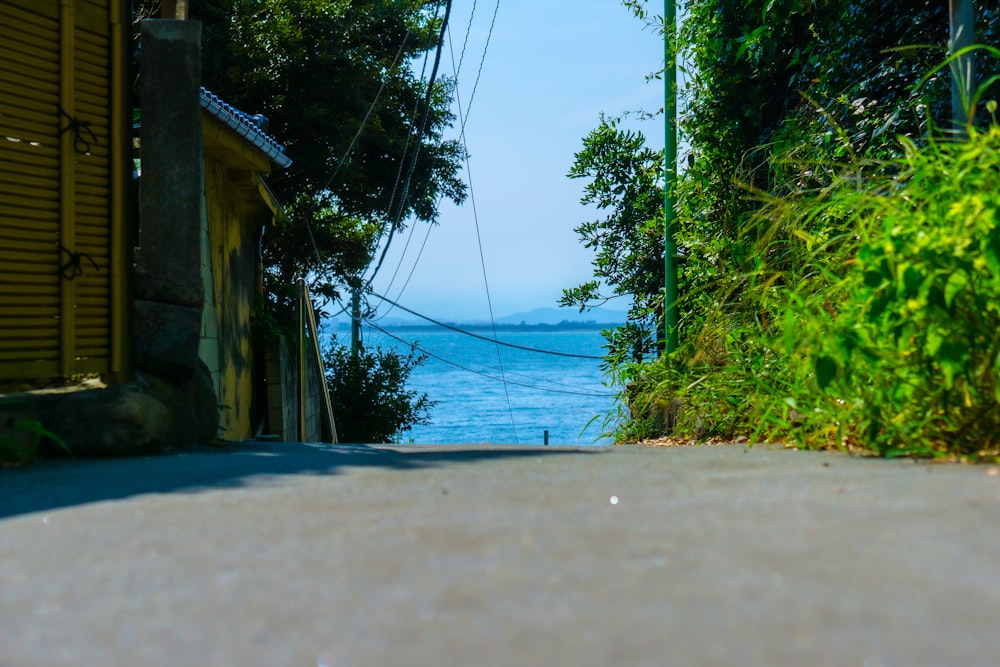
[0,0,122,382]
[0,1,62,378]
[72,0,113,372]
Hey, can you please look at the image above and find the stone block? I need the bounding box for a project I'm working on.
[136,19,204,306]
[139,362,219,447]
[134,298,203,380]
[46,384,172,457]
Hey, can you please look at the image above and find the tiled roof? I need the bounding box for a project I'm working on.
[200,88,292,169]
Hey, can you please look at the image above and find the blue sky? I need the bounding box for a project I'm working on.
[365,0,666,322]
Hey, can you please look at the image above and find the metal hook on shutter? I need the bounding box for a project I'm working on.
[58,106,98,155]
[59,243,99,281]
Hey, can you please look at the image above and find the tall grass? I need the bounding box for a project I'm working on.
[628,122,1000,460]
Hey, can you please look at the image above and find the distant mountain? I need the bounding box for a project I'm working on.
[324,306,628,330]
[495,307,627,326]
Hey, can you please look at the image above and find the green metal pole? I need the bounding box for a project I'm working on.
[949,0,976,138]
[663,0,678,354]
[350,286,362,355]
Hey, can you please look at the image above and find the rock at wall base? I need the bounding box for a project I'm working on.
[45,384,172,457]
[18,363,221,458]
[134,299,204,381]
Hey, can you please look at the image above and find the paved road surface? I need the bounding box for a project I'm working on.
[2,442,999,666]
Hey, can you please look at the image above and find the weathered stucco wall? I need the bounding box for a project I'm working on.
[264,335,329,443]
[131,19,219,450]
[199,118,274,441]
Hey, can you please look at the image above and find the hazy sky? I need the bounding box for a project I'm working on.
[365,0,666,322]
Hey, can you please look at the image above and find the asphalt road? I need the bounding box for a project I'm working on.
[2,441,999,667]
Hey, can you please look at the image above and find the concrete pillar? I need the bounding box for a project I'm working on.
[135,20,205,379]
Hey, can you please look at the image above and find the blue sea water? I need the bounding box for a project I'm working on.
[355,325,619,445]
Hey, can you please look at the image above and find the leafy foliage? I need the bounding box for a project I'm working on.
[323,341,434,444]
[0,417,72,466]
[797,127,1000,457]
[642,121,1000,459]
[674,0,963,320]
[579,2,1000,457]
[192,0,467,315]
[561,116,664,364]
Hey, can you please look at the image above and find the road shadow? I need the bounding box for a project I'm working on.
[0,441,602,520]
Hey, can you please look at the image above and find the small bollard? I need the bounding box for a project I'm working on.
[544,430,549,446]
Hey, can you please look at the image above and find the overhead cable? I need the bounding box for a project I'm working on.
[448,73,516,441]
[366,322,616,398]
[365,0,454,289]
[371,0,501,320]
[460,0,501,125]
[366,317,609,393]
[296,26,414,278]
[369,292,607,361]
[364,3,443,320]
[454,0,478,80]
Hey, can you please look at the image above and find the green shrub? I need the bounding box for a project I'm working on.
[647,123,1000,460]
[795,126,1000,458]
[626,117,1000,460]
[323,341,434,444]
[0,417,72,466]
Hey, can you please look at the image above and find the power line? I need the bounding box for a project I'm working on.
[370,1,501,321]
[361,3,444,320]
[369,292,608,360]
[367,203,439,324]
[460,0,501,125]
[454,0,478,79]
[310,32,413,216]
[291,23,415,287]
[375,0,460,312]
[447,58,516,442]
[366,321,616,398]
[298,1,445,322]
[365,0,454,289]
[373,208,429,316]
[378,4,440,256]
[365,319,609,394]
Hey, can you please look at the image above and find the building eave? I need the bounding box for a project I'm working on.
[199,88,292,169]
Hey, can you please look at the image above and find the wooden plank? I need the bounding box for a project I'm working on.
[0,140,60,162]
[0,13,59,43]
[0,44,60,74]
[0,301,58,314]
[0,256,59,278]
[75,3,109,36]
[0,355,60,370]
[0,165,58,185]
[0,0,59,22]
[0,277,59,291]
[0,234,59,254]
[0,120,61,149]
[0,327,64,340]
[0,188,59,207]
[0,69,60,99]
[0,283,60,296]
[0,169,61,191]
[76,228,111,244]
[0,0,118,380]
[0,95,61,124]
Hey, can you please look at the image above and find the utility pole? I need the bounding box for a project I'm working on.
[663,0,678,354]
[949,0,976,138]
[350,286,362,355]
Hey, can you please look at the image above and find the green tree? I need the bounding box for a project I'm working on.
[669,0,999,355]
[561,117,664,365]
[675,0,999,281]
[323,341,434,443]
[579,1,1000,443]
[192,0,467,313]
